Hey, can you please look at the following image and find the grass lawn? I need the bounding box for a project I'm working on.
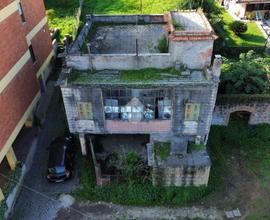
[218,8,266,47]
[44,0,179,41]
[74,116,270,218]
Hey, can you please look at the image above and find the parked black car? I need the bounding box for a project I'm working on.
[46,135,74,183]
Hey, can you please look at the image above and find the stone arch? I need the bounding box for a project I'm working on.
[226,105,255,125]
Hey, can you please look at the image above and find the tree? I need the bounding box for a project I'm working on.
[177,0,220,15]
[219,51,270,94]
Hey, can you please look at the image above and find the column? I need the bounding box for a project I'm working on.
[79,134,87,155]
[6,146,17,170]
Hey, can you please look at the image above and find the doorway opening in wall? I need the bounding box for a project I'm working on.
[90,134,150,183]
[228,111,251,125]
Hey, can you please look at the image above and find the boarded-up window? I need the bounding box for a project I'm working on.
[185,103,200,121]
[77,102,93,120]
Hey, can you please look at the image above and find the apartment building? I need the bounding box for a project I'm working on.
[224,0,270,19]
[59,10,221,187]
[0,0,53,201]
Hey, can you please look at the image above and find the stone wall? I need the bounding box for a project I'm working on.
[152,165,210,187]
[212,102,270,126]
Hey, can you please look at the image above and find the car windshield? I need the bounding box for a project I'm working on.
[48,166,66,174]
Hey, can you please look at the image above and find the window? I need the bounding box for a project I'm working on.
[77,102,93,120]
[246,4,254,12]
[184,103,200,121]
[17,2,25,22]
[28,45,36,63]
[102,89,172,121]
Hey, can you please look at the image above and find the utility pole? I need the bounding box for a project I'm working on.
[140,0,143,14]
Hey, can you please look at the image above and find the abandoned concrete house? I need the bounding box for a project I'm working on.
[58,10,222,187]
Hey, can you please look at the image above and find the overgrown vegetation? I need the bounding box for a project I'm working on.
[208,115,270,219]
[153,142,171,161]
[187,143,205,153]
[45,0,81,41]
[106,149,150,183]
[68,68,183,84]
[172,19,183,30]
[0,167,22,219]
[157,35,168,53]
[219,51,270,94]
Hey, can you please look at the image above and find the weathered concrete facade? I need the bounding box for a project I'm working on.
[60,11,221,187]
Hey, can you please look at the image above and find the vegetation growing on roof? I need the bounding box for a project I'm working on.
[172,19,184,31]
[187,143,205,153]
[67,68,183,84]
[153,142,171,161]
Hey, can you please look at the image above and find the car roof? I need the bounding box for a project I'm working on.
[48,137,69,168]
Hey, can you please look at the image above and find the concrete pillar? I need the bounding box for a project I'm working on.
[0,187,4,202]
[79,134,87,155]
[6,147,17,171]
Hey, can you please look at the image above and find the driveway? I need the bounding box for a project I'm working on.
[10,86,79,220]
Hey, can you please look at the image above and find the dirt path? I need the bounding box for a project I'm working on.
[55,200,223,220]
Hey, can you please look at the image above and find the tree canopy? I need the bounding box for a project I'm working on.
[219,51,270,94]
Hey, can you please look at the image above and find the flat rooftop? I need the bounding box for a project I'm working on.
[89,24,167,54]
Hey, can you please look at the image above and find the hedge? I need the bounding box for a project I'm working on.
[216,94,270,105]
[214,43,266,58]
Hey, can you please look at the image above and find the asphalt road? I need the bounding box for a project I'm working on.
[10,87,79,220]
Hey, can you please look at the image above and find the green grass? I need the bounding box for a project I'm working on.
[67,68,183,85]
[218,8,265,47]
[45,0,179,41]
[74,116,270,213]
[45,0,81,41]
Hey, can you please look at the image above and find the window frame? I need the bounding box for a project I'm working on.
[18,2,26,23]
[184,103,201,121]
[76,102,93,120]
[102,88,172,121]
[28,45,37,63]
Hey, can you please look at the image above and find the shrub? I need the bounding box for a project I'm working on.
[157,35,168,53]
[172,19,183,30]
[230,21,248,35]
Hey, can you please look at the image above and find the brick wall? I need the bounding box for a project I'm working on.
[0,0,14,10]
[0,60,39,149]
[0,0,52,150]
[0,13,28,80]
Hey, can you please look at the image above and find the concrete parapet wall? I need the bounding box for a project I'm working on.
[66,53,172,70]
[90,14,165,24]
[92,53,172,70]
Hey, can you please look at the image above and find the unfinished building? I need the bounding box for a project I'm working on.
[58,10,221,187]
